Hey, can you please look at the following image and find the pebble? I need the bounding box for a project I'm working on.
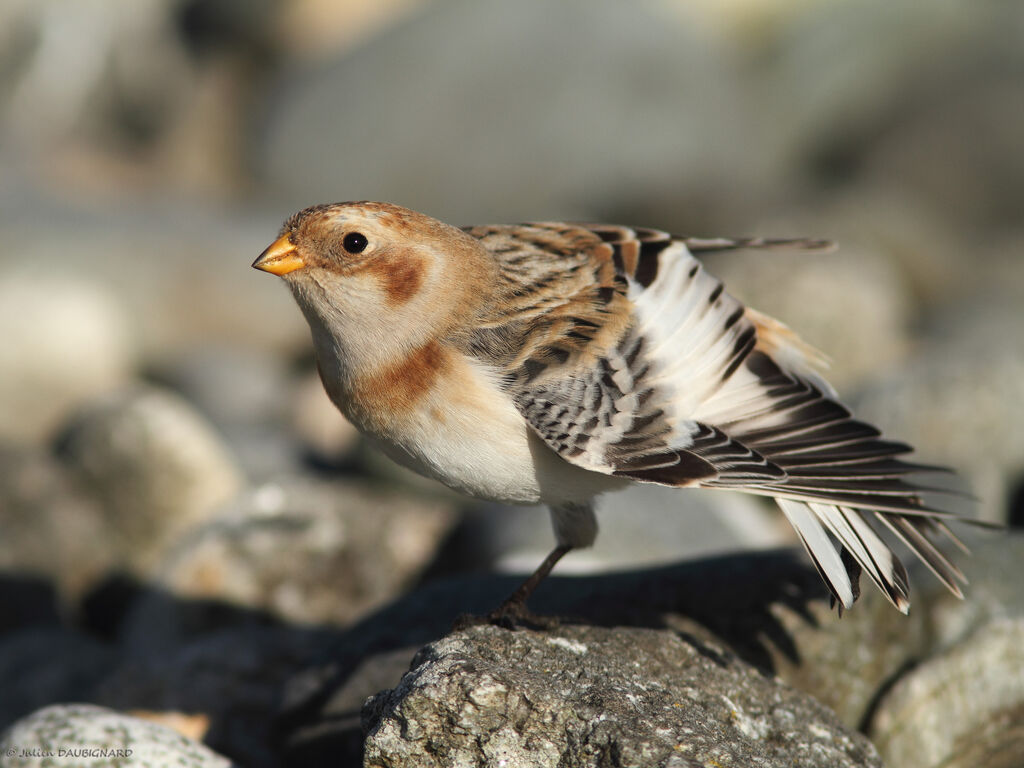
[56,385,244,572]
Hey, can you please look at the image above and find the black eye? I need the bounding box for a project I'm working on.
[343,232,368,254]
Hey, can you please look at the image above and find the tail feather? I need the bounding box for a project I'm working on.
[875,514,966,598]
[777,498,857,610]
[777,499,913,613]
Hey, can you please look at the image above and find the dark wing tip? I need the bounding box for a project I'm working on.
[680,236,837,255]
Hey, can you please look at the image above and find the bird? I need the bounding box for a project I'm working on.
[253,200,973,623]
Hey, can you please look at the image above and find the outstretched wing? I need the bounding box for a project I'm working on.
[464,221,970,613]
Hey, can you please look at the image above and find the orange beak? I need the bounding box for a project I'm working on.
[252,234,305,275]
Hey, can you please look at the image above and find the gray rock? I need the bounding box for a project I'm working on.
[0,188,309,364]
[926,531,1024,649]
[0,445,115,603]
[860,79,1024,230]
[284,646,421,766]
[869,618,1024,768]
[732,528,1015,733]
[762,0,1024,225]
[56,385,244,573]
[123,478,458,644]
[0,703,233,768]
[743,581,930,731]
[258,0,765,225]
[278,550,917,762]
[0,629,118,731]
[853,294,1024,523]
[154,344,309,478]
[0,271,135,444]
[362,625,881,768]
[846,531,1020,765]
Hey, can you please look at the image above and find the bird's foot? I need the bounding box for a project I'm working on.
[452,598,562,632]
[452,544,573,632]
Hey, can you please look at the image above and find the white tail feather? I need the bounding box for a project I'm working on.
[777,498,854,609]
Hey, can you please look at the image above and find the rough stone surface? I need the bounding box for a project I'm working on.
[278,551,901,764]
[283,646,421,767]
[869,618,1024,768]
[55,385,244,571]
[0,703,233,768]
[362,625,881,768]
[128,478,458,634]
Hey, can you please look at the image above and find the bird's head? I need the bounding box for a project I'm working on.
[253,201,495,375]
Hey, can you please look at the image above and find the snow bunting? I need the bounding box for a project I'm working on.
[254,201,972,620]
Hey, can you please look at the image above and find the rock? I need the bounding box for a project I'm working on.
[853,293,1024,523]
[0,703,233,768]
[896,530,1024,661]
[0,272,135,444]
[124,478,458,642]
[154,344,310,478]
[0,628,118,730]
[767,528,1016,734]
[860,531,1024,768]
[95,625,333,768]
[362,625,881,768]
[55,385,244,572]
[0,445,115,602]
[755,580,930,731]
[761,0,1022,207]
[258,0,765,225]
[0,188,309,363]
[278,549,924,761]
[869,618,1024,768]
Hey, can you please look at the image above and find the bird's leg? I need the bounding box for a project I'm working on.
[454,503,596,631]
[452,544,571,631]
[487,544,572,627]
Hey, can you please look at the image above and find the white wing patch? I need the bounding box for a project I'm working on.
[627,242,757,446]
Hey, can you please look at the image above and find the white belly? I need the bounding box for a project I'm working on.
[364,357,625,506]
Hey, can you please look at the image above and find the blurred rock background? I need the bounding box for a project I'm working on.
[0,0,1021,766]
